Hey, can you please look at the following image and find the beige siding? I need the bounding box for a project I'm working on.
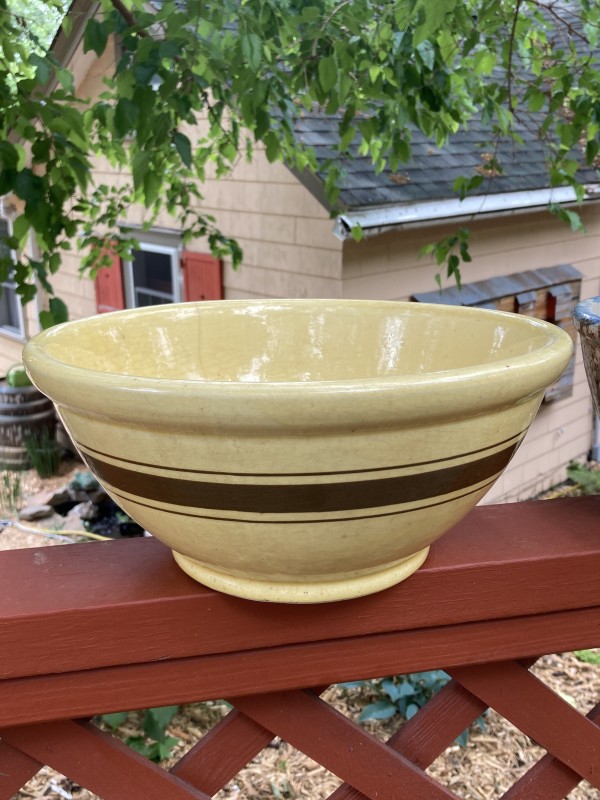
[342,206,600,502]
[66,40,344,311]
[0,336,26,376]
[14,38,600,506]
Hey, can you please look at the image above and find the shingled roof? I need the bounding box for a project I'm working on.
[296,110,600,237]
[293,1,600,234]
[54,0,600,236]
[295,112,600,210]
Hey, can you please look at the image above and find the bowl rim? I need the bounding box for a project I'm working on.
[23,299,574,430]
[573,297,600,332]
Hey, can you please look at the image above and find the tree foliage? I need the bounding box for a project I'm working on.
[0,0,599,321]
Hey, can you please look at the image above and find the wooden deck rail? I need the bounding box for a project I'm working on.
[1,496,599,799]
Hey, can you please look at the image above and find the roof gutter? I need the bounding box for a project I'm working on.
[333,184,600,240]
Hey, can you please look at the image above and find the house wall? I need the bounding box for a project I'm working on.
[48,39,343,324]
[342,205,600,502]
[3,29,597,507]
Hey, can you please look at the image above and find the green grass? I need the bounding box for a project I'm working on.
[573,649,600,665]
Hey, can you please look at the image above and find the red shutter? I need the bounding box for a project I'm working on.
[95,250,125,313]
[181,251,222,301]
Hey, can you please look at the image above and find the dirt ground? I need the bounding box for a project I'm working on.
[2,462,599,800]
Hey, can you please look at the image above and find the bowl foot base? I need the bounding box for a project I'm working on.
[172,547,430,603]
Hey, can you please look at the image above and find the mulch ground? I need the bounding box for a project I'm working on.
[2,462,599,800]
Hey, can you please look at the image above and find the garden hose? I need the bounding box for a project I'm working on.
[0,519,111,542]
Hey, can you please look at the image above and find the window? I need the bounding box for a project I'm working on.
[95,238,223,314]
[123,243,181,307]
[0,217,24,339]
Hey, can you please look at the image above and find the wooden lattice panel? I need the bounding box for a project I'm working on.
[1,497,599,799]
[1,664,599,799]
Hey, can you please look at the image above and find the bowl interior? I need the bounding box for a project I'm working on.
[37,300,556,383]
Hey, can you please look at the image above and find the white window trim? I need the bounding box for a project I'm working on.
[0,214,25,341]
[123,242,182,309]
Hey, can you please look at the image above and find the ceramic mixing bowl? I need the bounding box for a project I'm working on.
[23,300,573,603]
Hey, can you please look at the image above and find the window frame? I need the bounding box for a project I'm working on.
[122,241,182,309]
[0,216,25,341]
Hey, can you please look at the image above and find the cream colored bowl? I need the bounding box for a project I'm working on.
[23,300,572,603]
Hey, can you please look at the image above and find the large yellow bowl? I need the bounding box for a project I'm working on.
[23,300,572,603]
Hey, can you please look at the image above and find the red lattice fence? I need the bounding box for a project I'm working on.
[1,496,599,799]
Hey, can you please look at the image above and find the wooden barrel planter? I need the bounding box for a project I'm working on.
[0,380,56,469]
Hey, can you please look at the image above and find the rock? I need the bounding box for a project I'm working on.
[70,500,96,521]
[68,488,93,504]
[19,504,54,521]
[25,486,70,508]
[87,488,109,505]
[60,509,89,533]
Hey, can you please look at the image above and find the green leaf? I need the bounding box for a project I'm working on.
[264,132,280,163]
[100,711,128,731]
[156,736,179,761]
[527,88,547,113]
[143,170,162,207]
[551,205,585,233]
[143,705,179,741]
[319,55,338,93]
[14,170,44,207]
[0,142,19,169]
[83,18,109,57]
[358,700,398,722]
[173,132,192,167]
[48,255,63,276]
[574,649,600,665]
[29,53,52,85]
[39,297,68,329]
[416,41,435,70]
[242,33,263,72]
[132,151,151,192]
[413,0,457,45]
[114,99,139,138]
[473,50,496,76]
[12,215,30,249]
[350,224,364,242]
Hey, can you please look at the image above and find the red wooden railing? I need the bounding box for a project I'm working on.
[1,496,599,799]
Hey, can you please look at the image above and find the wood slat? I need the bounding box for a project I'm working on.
[170,708,275,794]
[1,497,599,680]
[449,661,600,788]
[502,701,600,800]
[326,679,489,800]
[327,659,537,800]
[170,686,327,794]
[0,721,211,800]
[232,690,460,800]
[1,606,599,728]
[0,738,42,799]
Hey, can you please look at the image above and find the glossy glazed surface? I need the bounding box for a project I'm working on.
[24,300,573,602]
[35,300,555,381]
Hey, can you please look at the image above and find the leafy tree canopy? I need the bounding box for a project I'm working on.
[0,0,599,323]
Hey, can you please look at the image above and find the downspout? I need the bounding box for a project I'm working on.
[591,415,600,462]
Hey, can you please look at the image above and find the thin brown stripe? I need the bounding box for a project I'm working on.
[75,429,526,478]
[111,480,495,524]
[83,444,517,515]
